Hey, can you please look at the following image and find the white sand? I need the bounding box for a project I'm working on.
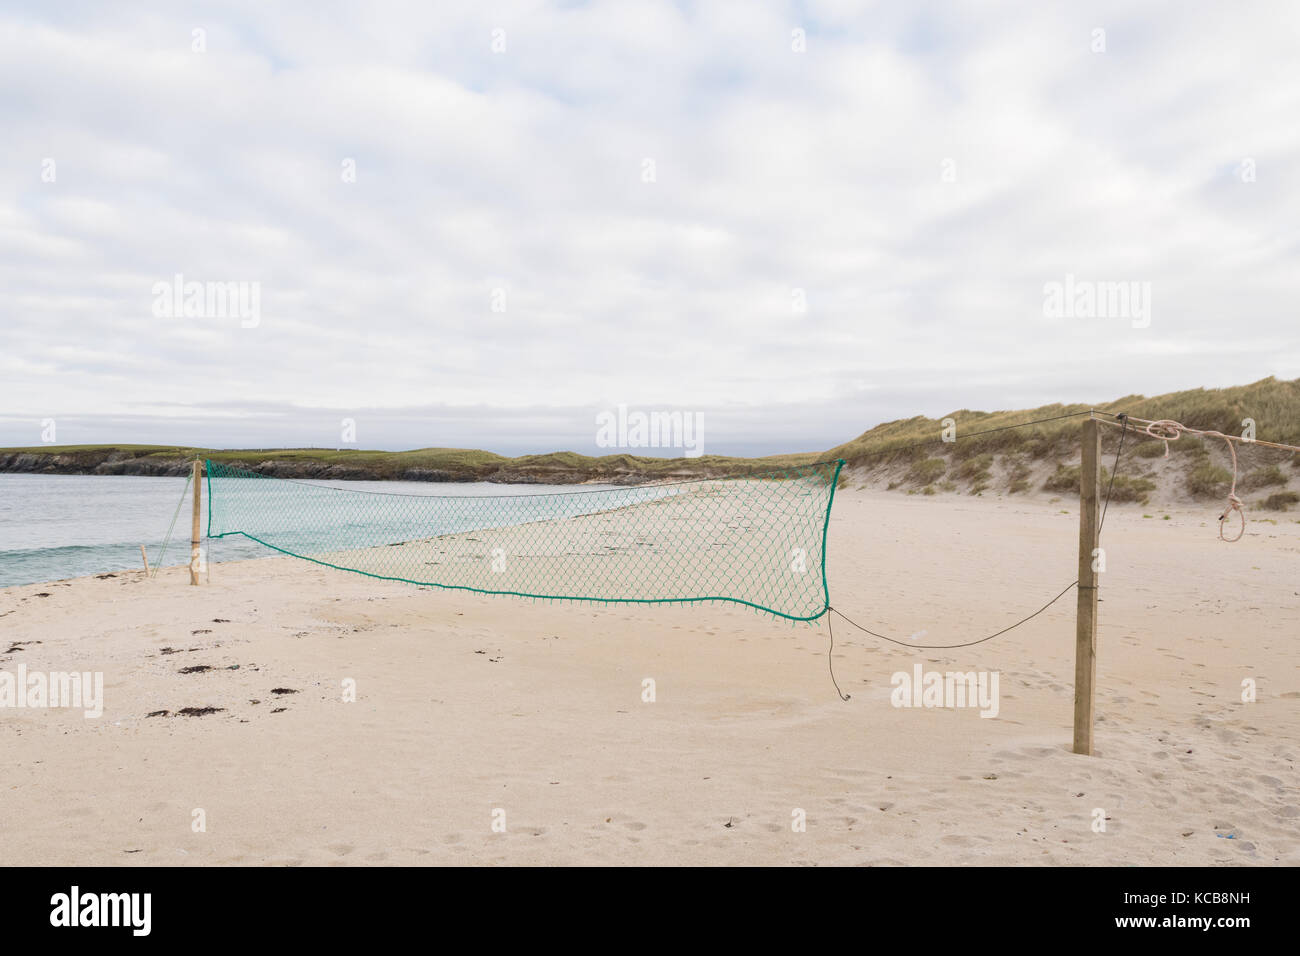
[1,489,1296,865]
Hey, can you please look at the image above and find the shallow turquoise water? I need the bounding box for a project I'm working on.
[0,474,615,589]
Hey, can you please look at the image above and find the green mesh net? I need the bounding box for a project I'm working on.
[206,458,844,621]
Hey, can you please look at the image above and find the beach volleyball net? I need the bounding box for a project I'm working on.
[205,459,844,621]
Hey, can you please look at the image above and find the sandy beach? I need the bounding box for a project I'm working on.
[1,488,1297,866]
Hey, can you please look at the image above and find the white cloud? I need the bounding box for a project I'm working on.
[1,0,1297,454]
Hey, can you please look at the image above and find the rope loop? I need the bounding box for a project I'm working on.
[1142,418,1183,456]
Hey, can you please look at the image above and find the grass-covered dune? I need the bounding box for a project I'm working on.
[828,375,1300,464]
[3,377,1296,503]
[829,376,1299,508]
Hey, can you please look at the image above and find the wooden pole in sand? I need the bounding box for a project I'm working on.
[1073,415,1101,755]
[189,459,202,586]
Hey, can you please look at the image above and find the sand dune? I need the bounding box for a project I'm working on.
[1,489,1296,865]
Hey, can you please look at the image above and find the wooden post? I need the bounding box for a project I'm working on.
[140,545,150,575]
[190,459,202,586]
[1073,415,1101,755]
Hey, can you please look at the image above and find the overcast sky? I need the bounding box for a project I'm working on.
[1,1,1296,457]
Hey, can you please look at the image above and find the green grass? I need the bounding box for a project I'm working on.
[1041,465,1155,503]
[905,457,947,486]
[1241,465,1288,491]
[1261,491,1300,512]
[1043,464,1080,493]
[1187,462,1232,498]
[954,453,994,482]
[1101,472,1157,504]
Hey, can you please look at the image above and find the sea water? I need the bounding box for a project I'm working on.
[0,474,618,589]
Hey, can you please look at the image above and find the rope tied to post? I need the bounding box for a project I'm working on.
[1116,417,1248,542]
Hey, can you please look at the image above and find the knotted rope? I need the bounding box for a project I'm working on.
[1139,419,1243,541]
[1100,415,1294,542]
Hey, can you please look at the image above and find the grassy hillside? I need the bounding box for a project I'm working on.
[831,377,1300,509]
[2,377,1296,503]
[0,443,818,483]
[828,377,1300,466]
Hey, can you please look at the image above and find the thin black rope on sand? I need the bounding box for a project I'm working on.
[826,610,850,700]
[822,412,1129,698]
